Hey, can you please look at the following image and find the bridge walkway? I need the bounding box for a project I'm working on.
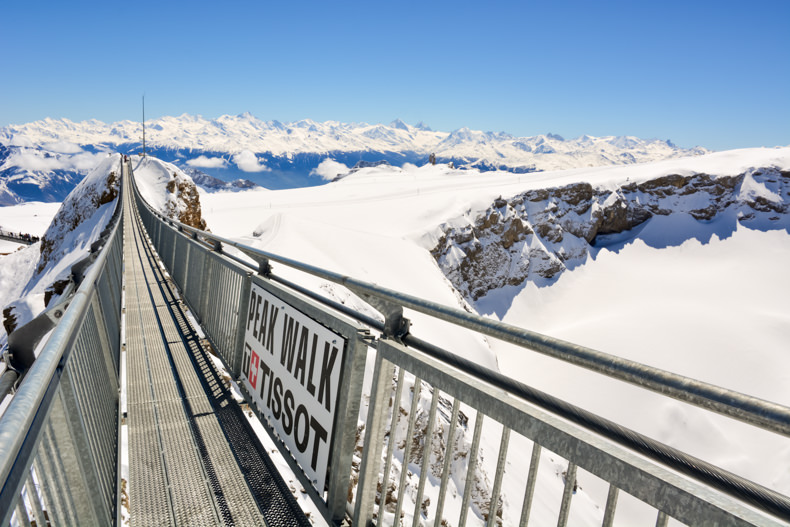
[122,162,310,526]
[0,233,36,245]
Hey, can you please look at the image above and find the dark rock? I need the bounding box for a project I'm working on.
[44,278,71,307]
[2,306,17,335]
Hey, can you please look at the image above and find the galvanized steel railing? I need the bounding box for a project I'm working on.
[131,165,790,526]
[0,168,123,526]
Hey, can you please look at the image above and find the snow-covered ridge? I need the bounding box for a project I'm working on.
[2,155,122,343]
[1,114,708,174]
[433,165,790,305]
[132,157,207,229]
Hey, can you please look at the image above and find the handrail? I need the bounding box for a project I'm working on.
[267,275,790,520]
[141,198,790,439]
[0,160,124,524]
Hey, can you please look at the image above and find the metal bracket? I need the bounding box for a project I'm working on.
[347,285,410,340]
[6,294,73,371]
[357,328,375,344]
[249,255,272,277]
[71,256,97,285]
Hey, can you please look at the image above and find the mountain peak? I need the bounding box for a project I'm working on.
[0,115,710,193]
[390,119,409,131]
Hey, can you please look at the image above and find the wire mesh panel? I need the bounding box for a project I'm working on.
[1,212,123,526]
[171,233,189,293]
[196,252,247,366]
[354,339,784,527]
[95,237,123,371]
[60,306,118,512]
[183,240,206,310]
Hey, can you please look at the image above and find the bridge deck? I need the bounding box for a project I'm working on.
[123,164,310,526]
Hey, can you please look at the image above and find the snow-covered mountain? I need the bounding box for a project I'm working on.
[1,114,709,192]
[0,155,206,346]
[1,154,122,342]
[0,143,112,205]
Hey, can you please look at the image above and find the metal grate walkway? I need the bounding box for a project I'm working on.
[123,163,311,526]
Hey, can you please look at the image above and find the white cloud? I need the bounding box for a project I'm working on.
[310,158,349,180]
[68,152,106,171]
[8,136,34,148]
[186,155,228,169]
[232,150,270,172]
[8,150,61,172]
[7,149,105,173]
[42,141,83,154]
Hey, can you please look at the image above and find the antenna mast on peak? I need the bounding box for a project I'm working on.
[142,95,146,157]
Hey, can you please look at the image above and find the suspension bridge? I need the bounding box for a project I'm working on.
[0,157,788,526]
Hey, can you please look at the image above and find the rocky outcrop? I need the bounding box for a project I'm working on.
[331,160,391,182]
[2,306,17,336]
[37,168,119,273]
[183,167,259,192]
[432,168,790,302]
[3,156,122,339]
[165,174,207,230]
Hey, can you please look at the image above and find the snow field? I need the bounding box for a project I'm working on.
[199,147,789,525]
[0,200,87,345]
[491,225,790,493]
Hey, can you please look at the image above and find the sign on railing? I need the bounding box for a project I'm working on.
[241,282,346,491]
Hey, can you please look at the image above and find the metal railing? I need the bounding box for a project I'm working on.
[0,230,38,246]
[0,166,124,526]
[131,165,790,526]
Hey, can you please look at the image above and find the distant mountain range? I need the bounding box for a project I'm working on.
[1,113,709,202]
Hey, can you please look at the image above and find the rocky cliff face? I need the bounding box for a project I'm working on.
[3,155,121,337]
[432,168,790,302]
[164,175,207,230]
[37,166,119,274]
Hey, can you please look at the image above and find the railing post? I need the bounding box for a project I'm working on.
[325,329,370,524]
[353,352,396,526]
[231,273,253,377]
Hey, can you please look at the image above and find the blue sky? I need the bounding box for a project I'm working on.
[1,0,788,150]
